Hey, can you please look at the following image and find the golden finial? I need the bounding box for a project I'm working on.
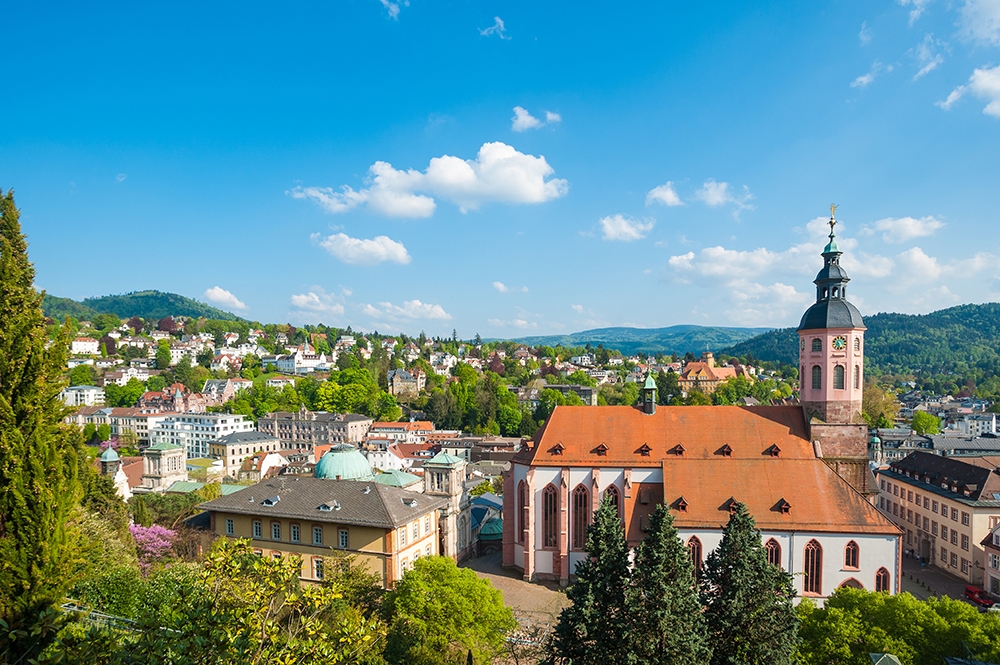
[829,204,838,235]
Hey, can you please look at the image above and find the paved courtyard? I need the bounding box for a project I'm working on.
[900,554,982,606]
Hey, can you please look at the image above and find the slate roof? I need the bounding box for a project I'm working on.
[885,451,1000,505]
[216,431,281,447]
[198,477,447,528]
[798,298,866,331]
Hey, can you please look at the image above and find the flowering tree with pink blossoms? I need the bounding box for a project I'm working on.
[129,524,175,573]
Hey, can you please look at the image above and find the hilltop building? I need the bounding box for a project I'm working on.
[503,207,900,600]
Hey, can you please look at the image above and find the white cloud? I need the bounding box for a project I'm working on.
[571,304,585,313]
[492,281,528,293]
[912,34,945,80]
[289,142,568,217]
[693,179,754,218]
[646,181,683,207]
[938,65,1000,117]
[290,287,345,316]
[511,106,562,132]
[480,16,509,39]
[204,286,247,311]
[378,0,402,20]
[852,61,892,88]
[599,214,655,242]
[312,232,411,265]
[115,173,127,183]
[859,21,873,45]
[866,216,945,242]
[487,318,536,329]
[959,0,1000,46]
[898,0,933,24]
[362,299,452,320]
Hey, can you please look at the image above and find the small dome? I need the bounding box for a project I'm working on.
[100,446,120,462]
[314,444,375,481]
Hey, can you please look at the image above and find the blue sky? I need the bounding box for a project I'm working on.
[3,1,1000,337]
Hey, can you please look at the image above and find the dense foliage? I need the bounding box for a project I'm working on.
[44,289,246,321]
[512,324,772,357]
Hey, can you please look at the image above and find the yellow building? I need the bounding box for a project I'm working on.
[199,477,447,586]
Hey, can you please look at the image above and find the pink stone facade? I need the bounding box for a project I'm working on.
[798,327,864,424]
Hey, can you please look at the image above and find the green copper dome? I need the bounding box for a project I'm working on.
[314,444,375,481]
[100,446,119,462]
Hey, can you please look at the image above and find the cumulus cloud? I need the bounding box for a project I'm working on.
[864,216,945,242]
[646,181,683,207]
[898,0,933,24]
[289,142,568,217]
[693,179,754,218]
[480,16,509,39]
[312,232,411,265]
[911,34,945,80]
[378,0,403,20]
[492,281,528,293]
[511,106,562,132]
[362,299,452,320]
[204,286,247,311]
[852,61,892,88]
[937,64,1000,117]
[959,0,1000,45]
[859,21,873,45]
[290,287,345,316]
[599,214,655,242]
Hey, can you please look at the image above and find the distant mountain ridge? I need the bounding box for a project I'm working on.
[510,325,773,356]
[719,302,1000,374]
[42,290,245,322]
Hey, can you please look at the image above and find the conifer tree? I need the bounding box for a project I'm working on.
[0,190,84,660]
[700,502,799,665]
[628,504,711,665]
[548,496,632,665]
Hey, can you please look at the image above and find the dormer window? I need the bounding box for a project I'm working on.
[551,443,565,456]
[671,444,685,456]
[723,497,739,513]
[767,445,781,458]
[262,496,280,506]
[638,443,652,457]
[674,496,688,512]
[717,444,733,457]
[776,498,791,514]
[594,443,609,456]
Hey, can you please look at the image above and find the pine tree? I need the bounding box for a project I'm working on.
[0,190,84,660]
[548,496,632,665]
[700,503,799,665]
[628,505,711,665]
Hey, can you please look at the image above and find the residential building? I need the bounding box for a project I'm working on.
[266,376,297,389]
[101,366,152,386]
[367,421,434,444]
[139,384,208,413]
[504,213,901,598]
[239,451,289,482]
[542,384,598,407]
[71,337,100,355]
[677,352,745,395]
[386,368,426,397]
[64,406,176,445]
[149,413,254,459]
[202,378,253,405]
[258,408,373,449]
[210,431,284,477]
[60,385,105,407]
[958,414,998,437]
[875,452,1000,586]
[982,522,1000,597]
[199,477,447,586]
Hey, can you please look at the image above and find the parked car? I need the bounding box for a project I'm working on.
[964,585,995,608]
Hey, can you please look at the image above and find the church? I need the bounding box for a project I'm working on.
[502,208,901,600]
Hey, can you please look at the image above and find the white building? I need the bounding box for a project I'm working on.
[149,413,254,459]
[60,385,105,407]
[71,337,100,355]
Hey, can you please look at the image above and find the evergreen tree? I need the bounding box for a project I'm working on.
[700,503,799,665]
[629,505,711,664]
[548,496,632,665]
[0,190,85,660]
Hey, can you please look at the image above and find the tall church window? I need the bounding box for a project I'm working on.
[833,365,845,390]
[572,485,591,550]
[542,485,558,548]
[688,536,703,577]
[517,481,528,545]
[605,485,621,519]
[844,540,859,569]
[811,338,822,352]
[854,337,860,351]
[853,365,860,389]
[804,540,823,595]
[811,365,822,390]
[765,538,782,567]
[875,567,890,592]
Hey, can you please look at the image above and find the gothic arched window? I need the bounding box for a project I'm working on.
[812,365,822,390]
[542,485,558,548]
[572,485,590,550]
[804,539,823,595]
[854,337,861,351]
[765,538,782,568]
[811,338,822,352]
[517,480,528,545]
[853,365,860,389]
[688,536,703,577]
[875,567,891,592]
[844,540,859,569]
[604,485,621,519]
[834,365,845,390]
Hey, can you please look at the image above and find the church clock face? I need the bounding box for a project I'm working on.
[832,336,847,351]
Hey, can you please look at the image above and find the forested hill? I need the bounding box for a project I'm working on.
[720,302,1000,375]
[512,324,772,356]
[42,290,244,322]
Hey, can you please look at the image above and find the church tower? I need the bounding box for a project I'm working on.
[798,206,872,494]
